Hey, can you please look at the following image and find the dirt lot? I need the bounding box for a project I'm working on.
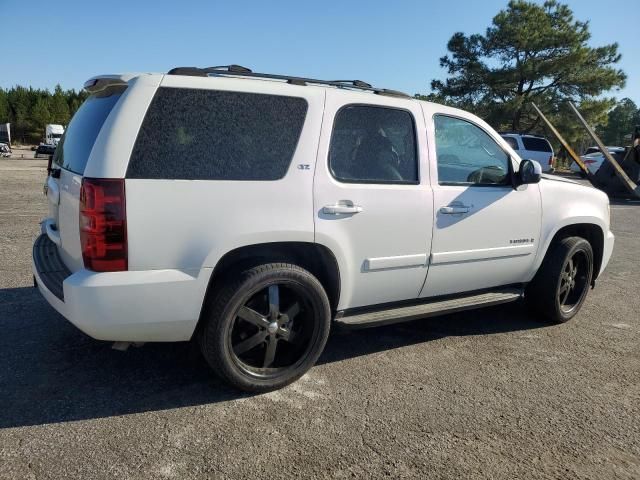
[0,159,638,479]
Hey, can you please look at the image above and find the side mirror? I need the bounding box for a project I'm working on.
[517,159,542,185]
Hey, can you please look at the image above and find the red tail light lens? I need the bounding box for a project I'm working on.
[548,155,553,165]
[79,178,127,272]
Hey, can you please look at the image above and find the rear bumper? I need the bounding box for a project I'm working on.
[32,234,212,342]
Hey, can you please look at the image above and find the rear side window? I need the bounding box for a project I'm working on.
[127,88,308,180]
[501,136,519,150]
[522,137,552,152]
[53,86,125,174]
[329,105,418,184]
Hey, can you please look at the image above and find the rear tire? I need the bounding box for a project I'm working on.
[199,263,331,392]
[525,236,593,323]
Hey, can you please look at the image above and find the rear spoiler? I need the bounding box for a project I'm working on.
[83,73,148,93]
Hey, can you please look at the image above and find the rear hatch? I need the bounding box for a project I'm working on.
[46,85,126,272]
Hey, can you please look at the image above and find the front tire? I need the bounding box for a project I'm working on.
[199,263,331,392]
[526,236,594,323]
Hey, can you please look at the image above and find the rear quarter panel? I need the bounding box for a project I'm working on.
[54,75,162,272]
[125,77,325,271]
[84,74,163,179]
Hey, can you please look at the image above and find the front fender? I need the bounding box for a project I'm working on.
[529,179,610,280]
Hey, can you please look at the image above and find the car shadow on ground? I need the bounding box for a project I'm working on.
[0,286,547,429]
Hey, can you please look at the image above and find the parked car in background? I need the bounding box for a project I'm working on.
[34,144,56,158]
[570,146,626,175]
[0,142,11,157]
[500,133,555,172]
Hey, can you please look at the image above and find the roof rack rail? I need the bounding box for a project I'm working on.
[331,80,373,89]
[167,65,252,76]
[167,66,411,98]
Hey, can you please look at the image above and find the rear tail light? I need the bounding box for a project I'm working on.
[548,155,553,166]
[584,159,597,165]
[79,178,127,272]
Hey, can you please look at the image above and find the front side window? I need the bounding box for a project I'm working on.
[329,105,418,184]
[434,115,510,186]
[127,88,308,180]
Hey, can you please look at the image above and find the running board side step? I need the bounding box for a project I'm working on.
[335,288,523,329]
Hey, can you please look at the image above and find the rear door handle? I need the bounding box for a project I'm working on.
[323,203,363,215]
[439,205,470,215]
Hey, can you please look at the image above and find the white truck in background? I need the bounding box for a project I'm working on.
[0,123,10,146]
[45,124,64,146]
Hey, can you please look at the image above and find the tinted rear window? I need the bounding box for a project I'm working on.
[53,86,125,174]
[126,88,308,180]
[329,105,418,184]
[521,137,552,152]
[501,136,519,150]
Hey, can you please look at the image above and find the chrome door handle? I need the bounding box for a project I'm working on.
[322,203,363,215]
[439,205,470,214]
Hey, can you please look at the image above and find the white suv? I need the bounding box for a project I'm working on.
[500,133,555,172]
[33,66,615,391]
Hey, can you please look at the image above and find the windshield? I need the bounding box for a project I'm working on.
[51,133,63,138]
[53,86,125,174]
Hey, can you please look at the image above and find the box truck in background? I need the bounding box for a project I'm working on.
[45,124,64,146]
[0,123,10,146]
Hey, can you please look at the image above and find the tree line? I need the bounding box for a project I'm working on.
[0,85,88,144]
[597,98,640,146]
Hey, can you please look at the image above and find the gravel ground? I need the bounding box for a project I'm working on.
[0,159,638,479]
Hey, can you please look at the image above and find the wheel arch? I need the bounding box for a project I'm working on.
[195,242,341,337]
[535,221,605,284]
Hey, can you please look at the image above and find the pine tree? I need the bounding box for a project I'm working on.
[50,85,71,125]
[429,0,626,137]
[31,97,53,139]
[597,98,640,146]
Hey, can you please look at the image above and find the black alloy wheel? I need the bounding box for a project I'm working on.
[525,236,594,323]
[200,263,331,392]
[229,282,316,377]
[557,249,590,316]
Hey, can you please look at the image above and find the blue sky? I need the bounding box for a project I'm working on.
[2,0,638,103]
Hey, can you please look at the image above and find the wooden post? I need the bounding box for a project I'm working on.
[530,103,593,179]
[568,102,639,198]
